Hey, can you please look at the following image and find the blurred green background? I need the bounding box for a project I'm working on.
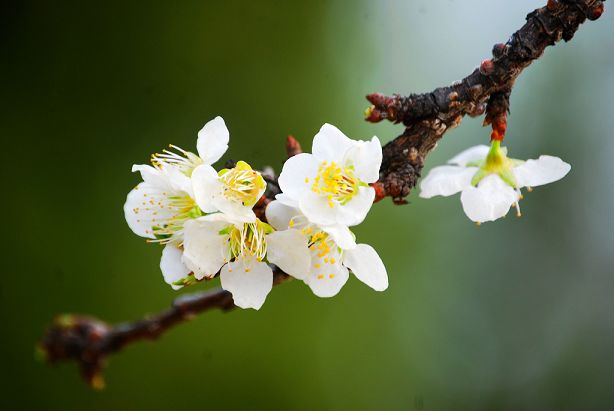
[2,0,613,409]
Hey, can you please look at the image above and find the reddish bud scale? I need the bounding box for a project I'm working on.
[285,135,302,158]
[588,3,604,20]
[370,182,386,203]
[480,59,495,76]
[492,43,507,59]
[366,93,386,106]
[365,106,384,123]
[490,115,507,142]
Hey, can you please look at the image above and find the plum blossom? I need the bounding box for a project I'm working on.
[277,123,382,227]
[266,200,388,298]
[191,160,266,224]
[419,142,571,223]
[124,116,230,288]
[182,214,311,309]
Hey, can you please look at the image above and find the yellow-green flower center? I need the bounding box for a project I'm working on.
[225,219,273,264]
[470,140,519,188]
[219,161,266,207]
[311,161,361,208]
[146,195,201,245]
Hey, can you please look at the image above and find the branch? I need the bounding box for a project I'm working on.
[367,0,605,203]
[39,269,290,389]
[38,0,605,387]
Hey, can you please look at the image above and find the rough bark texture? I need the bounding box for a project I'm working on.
[38,0,605,388]
[367,0,605,203]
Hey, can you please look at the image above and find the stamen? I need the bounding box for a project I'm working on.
[311,160,360,207]
[150,145,203,176]
[219,162,265,207]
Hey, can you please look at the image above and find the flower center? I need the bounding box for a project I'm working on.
[219,161,266,207]
[311,161,360,208]
[470,140,518,188]
[307,230,342,279]
[151,145,203,176]
[146,194,202,245]
[226,220,272,263]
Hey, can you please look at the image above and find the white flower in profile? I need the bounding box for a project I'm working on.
[276,123,382,227]
[182,214,311,310]
[191,160,266,224]
[124,116,229,289]
[419,141,571,223]
[266,201,388,298]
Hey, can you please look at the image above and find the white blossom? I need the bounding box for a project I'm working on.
[182,214,311,309]
[124,116,230,288]
[276,123,382,227]
[192,161,266,224]
[419,142,571,223]
[266,201,388,298]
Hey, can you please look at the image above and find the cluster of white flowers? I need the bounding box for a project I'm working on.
[125,115,570,309]
[419,141,571,223]
[124,118,388,309]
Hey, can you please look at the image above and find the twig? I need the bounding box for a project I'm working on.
[367,0,605,203]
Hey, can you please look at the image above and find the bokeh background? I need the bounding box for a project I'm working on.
[2,0,613,409]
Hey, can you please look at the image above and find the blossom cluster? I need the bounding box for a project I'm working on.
[124,117,388,309]
[125,116,570,309]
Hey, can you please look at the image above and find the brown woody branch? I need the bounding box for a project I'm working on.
[367,0,605,203]
[38,0,605,387]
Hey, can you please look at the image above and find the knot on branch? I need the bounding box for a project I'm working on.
[38,315,110,389]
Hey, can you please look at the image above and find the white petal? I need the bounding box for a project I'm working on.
[299,192,337,226]
[321,224,356,250]
[182,216,230,279]
[304,257,349,298]
[275,193,299,208]
[345,136,382,183]
[132,164,173,190]
[460,175,520,223]
[513,155,571,188]
[448,145,490,166]
[220,257,273,310]
[343,244,388,292]
[334,186,376,226]
[191,164,221,213]
[124,182,176,239]
[312,123,355,162]
[265,200,300,230]
[163,165,193,197]
[196,116,229,165]
[266,230,311,280]
[212,195,257,223]
[299,185,375,227]
[277,153,319,203]
[160,245,191,290]
[419,165,476,198]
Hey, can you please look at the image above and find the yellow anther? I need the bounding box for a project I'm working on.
[311,160,360,206]
[317,274,324,279]
[314,263,321,269]
[330,258,336,264]
[218,161,265,207]
[329,274,335,279]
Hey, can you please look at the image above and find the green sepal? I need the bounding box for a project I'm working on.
[471,168,490,186]
[497,167,518,188]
